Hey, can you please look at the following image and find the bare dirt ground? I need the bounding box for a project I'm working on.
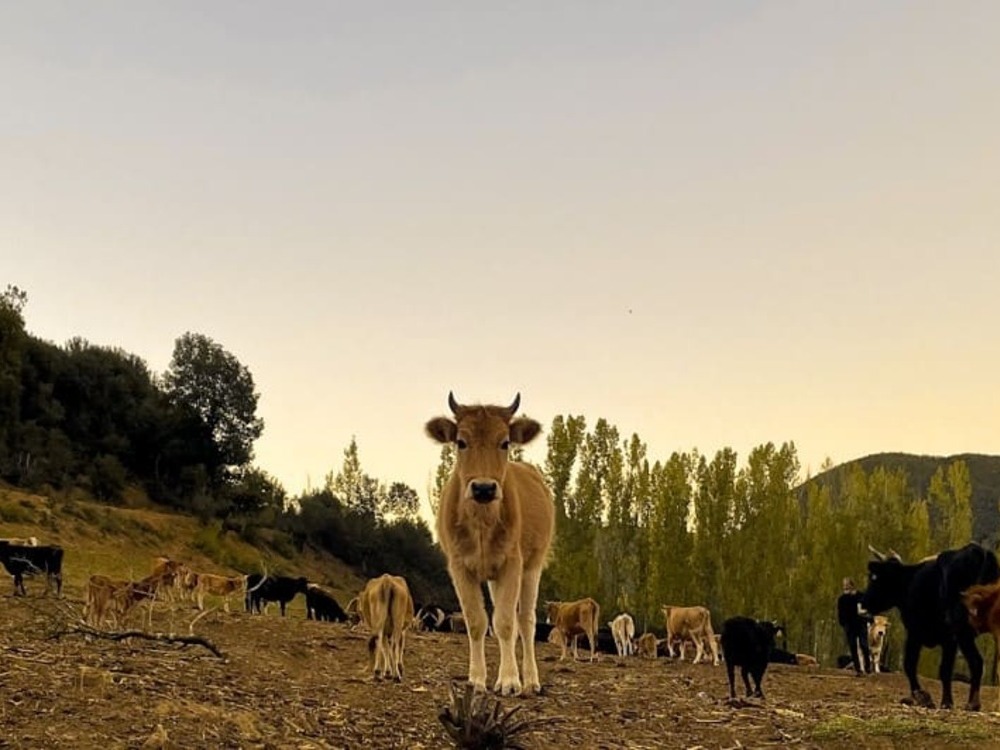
[3,593,1000,750]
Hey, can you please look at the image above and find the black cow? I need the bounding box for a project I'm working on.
[769,647,798,665]
[305,584,348,622]
[416,603,449,632]
[534,621,555,643]
[721,616,783,700]
[251,575,309,616]
[863,543,1000,710]
[0,541,64,596]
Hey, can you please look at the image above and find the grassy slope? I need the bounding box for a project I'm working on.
[0,486,366,613]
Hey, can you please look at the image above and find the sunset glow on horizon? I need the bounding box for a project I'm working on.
[4,2,999,519]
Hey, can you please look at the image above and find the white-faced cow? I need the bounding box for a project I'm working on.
[426,392,555,696]
[867,615,891,673]
[864,543,1000,710]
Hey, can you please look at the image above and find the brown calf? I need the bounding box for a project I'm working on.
[546,598,600,662]
[359,574,414,681]
[426,393,555,696]
[962,582,1000,712]
[85,575,131,627]
[193,573,246,613]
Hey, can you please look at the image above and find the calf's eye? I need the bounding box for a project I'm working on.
[456,439,468,450]
[500,440,510,450]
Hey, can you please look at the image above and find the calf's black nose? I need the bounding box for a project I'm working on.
[471,481,498,503]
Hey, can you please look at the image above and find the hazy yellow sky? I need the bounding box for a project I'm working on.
[3,2,999,518]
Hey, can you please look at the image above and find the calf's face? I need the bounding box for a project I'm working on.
[425,392,540,504]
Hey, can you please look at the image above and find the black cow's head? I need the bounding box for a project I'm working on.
[863,546,906,615]
[759,620,783,647]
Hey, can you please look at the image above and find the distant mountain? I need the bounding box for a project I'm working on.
[804,453,1000,547]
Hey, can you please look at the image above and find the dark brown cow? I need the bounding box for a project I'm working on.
[426,392,555,696]
[962,581,1000,712]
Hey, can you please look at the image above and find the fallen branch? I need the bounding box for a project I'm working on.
[55,620,225,658]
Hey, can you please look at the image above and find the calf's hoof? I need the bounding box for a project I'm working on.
[468,678,487,693]
[494,677,523,697]
[964,700,981,712]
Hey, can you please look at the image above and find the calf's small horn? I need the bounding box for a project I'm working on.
[507,392,521,416]
[448,391,461,414]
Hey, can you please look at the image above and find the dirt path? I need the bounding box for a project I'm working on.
[2,594,999,749]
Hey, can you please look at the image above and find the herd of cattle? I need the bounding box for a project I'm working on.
[4,534,1000,707]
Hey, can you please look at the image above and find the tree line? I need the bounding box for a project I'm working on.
[0,286,451,605]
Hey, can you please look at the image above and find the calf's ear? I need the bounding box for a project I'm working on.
[425,417,457,444]
[509,417,541,445]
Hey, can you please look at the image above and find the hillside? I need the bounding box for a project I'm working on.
[804,452,1000,546]
[0,486,366,609]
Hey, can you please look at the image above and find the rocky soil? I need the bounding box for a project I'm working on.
[2,593,1000,749]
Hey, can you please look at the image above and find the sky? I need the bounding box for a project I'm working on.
[3,2,999,522]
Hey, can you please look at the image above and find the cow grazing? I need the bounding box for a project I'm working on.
[636,632,662,659]
[345,596,363,628]
[546,598,600,662]
[867,615,891,673]
[962,580,1000,712]
[306,584,349,622]
[415,603,449,632]
[0,541,63,596]
[193,573,246,613]
[85,574,131,627]
[864,543,1000,710]
[359,574,414,681]
[426,392,555,696]
[247,575,308,616]
[721,617,783,701]
[610,613,636,657]
[662,605,720,665]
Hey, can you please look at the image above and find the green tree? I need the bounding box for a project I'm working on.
[648,452,695,625]
[691,448,737,613]
[326,436,382,518]
[382,481,420,521]
[928,460,973,550]
[162,332,264,481]
[430,444,454,517]
[0,286,28,475]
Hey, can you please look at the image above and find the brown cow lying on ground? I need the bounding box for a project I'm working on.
[359,574,414,681]
[193,573,246,613]
[426,392,555,695]
[962,581,1000,712]
[546,598,600,662]
[662,605,721,665]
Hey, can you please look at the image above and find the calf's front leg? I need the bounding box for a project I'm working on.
[450,563,489,691]
[489,560,523,696]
